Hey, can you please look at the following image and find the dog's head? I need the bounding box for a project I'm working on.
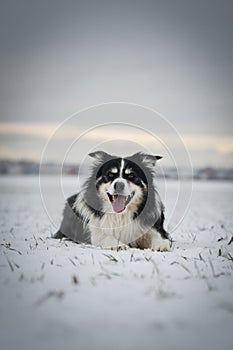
[88,151,162,214]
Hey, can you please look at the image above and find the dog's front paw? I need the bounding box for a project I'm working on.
[151,239,172,252]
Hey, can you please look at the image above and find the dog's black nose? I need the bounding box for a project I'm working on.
[114,181,125,193]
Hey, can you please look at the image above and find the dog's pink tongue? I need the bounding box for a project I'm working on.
[112,195,126,213]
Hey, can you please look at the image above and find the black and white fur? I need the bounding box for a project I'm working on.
[54,151,171,251]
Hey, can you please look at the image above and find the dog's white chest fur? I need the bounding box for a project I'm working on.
[89,213,170,251]
[73,194,171,251]
[90,210,143,247]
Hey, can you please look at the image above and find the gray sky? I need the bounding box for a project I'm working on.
[0,0,233,167]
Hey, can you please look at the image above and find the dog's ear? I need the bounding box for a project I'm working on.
[132,152,162,167]
[88,151,112,162]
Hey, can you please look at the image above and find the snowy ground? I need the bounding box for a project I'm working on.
[0,176,233,350]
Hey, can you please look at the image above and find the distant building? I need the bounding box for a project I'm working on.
[0,160,232,180]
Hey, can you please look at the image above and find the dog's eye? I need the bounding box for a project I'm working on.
[127,173,135,180]
[108,172,115,178]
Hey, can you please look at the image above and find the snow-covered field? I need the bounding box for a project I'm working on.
[0,176,233,350]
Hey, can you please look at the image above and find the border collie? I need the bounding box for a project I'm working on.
[54,151,171,251]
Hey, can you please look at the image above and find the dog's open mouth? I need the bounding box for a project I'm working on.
[107,192,135,213]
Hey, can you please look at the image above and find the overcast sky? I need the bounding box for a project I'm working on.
[0,0,232,167]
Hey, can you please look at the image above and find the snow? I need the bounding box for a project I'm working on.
[0,176,233,350]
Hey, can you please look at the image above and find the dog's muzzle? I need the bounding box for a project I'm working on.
[107,191,135,213]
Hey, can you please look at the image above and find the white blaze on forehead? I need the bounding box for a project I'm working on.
[120,159,125,177]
